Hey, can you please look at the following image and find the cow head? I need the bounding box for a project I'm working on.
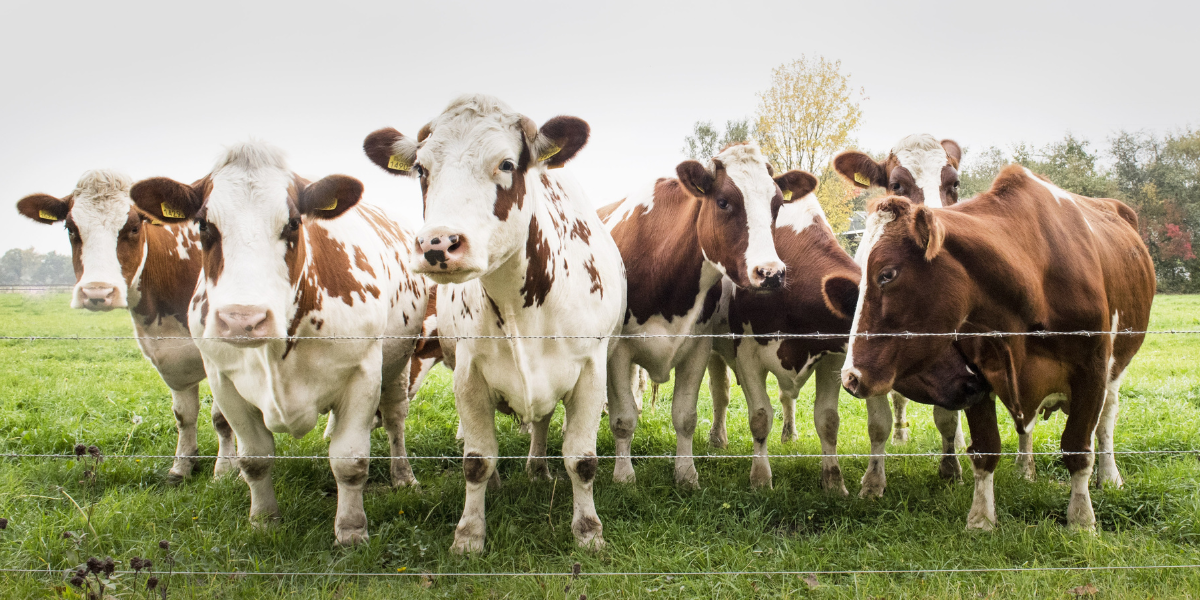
[16,170,146,311]
[834,134,962,208]
[835,196,971,399]
[676,142,814,290]
[363,94,589,285]
[131,142,362,347]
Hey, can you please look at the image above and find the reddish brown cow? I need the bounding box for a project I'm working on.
[838,165,1154,530]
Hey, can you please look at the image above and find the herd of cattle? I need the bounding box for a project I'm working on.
[14,94,1155,552]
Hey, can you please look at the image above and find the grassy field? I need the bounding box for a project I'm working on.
[0,292,1199,598]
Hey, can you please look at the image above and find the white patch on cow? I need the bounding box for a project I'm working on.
[776,192,828,233]
[1035,393,1069,419]
[1023,167,1075,204]
[715,142,784,283]
[843,209,896,376]
[966,466,996,529]
[892,134,949,208]
[67,170,136,308]
[700,249,728,277]
[603,181,657,232]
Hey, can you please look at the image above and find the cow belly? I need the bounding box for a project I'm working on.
[134,317,205,389]
[464,341,592,421]
[621,310,722,384]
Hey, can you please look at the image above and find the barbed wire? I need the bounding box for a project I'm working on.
[1,329,1197,342]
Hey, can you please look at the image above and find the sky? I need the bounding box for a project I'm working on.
[2,0,1196,255]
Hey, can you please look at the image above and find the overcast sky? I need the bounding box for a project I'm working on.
[2,0,1196,255]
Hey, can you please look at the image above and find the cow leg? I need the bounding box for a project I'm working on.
[211,401,237,478]
[563,358,607,550]
[452,367,498,555]
[707,353,731,449]
[210,376,279,526]
[327,370,378,547]
[607,346,639,484]
[933,406,963,482]
[1063,368,1107,531]
[738,361,774,489]
[526,413,553,481]
[671,345,709,489]
[379,378,417,488]
[1016,419,1037,481]
[964,396,1000,530]
[1094,376,1124,488]
[166,384,201,483]
[813,355,848,495]
[860,394,892,498]
[890,392,910,444]
[779,380,799,444]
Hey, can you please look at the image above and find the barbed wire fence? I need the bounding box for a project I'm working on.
[2,325,1200,583]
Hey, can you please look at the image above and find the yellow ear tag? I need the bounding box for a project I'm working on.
[387,154,412,171]
[538,144,561,163]
[782,190,794,202]
[39,209,58,221]
[160,202,186,219]
[319,198,338,211]
[853,172,870,186]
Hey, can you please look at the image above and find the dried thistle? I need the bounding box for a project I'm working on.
[74,444,86,458]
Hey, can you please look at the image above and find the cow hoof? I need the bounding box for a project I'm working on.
[1017,460,1037,482]
[577,533,606,552]
[612,462,636,484]
[392,475,420,489]
[572,516,604,551]
[939,457,963,483]
[779,423,797,444]
[821,466,848,496]
[892,427,910,444]
[708,428,728,449]
[675,467,699,490]
[164,471,188,486]
[526,463,552,482]
[335,528,369,547]
[1094,470,1124,489]
[858,473,886,499]
[965,514,995,531]
[450,535,484,555]
[749,464,773,489]
[249,514,281,530]
[213,458,237,478]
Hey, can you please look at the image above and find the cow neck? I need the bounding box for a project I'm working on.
[129,222,201,330]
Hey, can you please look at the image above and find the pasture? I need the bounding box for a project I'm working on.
[1,292,1199,599]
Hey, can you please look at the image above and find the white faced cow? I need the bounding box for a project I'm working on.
[131,142,428,546]
[17,170,235,481]
[364,94,625,554]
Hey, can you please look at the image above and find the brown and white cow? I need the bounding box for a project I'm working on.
[364,94,625,554]
[598,141,793,488]
[16,170,236,481]
[131,142,429,546]
[838,165,1154,529]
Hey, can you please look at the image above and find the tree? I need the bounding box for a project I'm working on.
[683,119,753,160]
[0,248,76,285]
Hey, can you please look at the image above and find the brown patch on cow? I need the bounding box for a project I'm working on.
[494,147,529,221]
[569,218,592,244]
[574,453,598,483]
[486,293,506,327]
[306,224,371,306]
[749,408,770,444]
[239,457,271,481]
[521,216,556,307]
[573,516,602,539]
[697,281,722,324]
[583,255,603,297]
[463,452,489,484]
[211,410,233,438]
[199,293,209,327]
[352,246,376,277]
[132,221,203,328]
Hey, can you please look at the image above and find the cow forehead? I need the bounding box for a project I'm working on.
[204,146,295,225]
[891,134,949,188]
[418,117,523,170]
[68,170,135,230]
[714,143,774,203]
[854,209,898,267]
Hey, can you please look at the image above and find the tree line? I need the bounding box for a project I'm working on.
[0,248,75,286]
[683,56,1199,293]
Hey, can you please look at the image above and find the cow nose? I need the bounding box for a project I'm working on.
[751,263,786,290]
[415,228,469,270]
[79,284,118,310]
[213,305,274,340]
[842,369,865,398]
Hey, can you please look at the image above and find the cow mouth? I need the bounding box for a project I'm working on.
[211,336,272,349]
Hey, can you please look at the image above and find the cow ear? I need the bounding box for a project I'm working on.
[822,274,860,320]
[130,177,206,223]
[532,116,590,169]
[868,195,913,219]
[298,174,362,219]
[774,170,818,202]
[941,139,963,169]
[17,193,71,224]
[833,151,887,189]
[911,205,945,261]
[363,127,419,176]
[676,160,715,198]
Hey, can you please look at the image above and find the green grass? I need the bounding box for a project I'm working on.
[1,292,1199,598]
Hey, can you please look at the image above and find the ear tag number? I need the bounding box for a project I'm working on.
[39,209,58,221]
[854,172,870,186]
[782,190,794,202]
[538,144,561,163]
[161,203,186,219]
[319,198,338,211]
[387,154,412,171]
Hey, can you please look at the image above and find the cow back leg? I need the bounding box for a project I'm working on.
[670,344,710,489]
[211,401,237,478]
[778,380,800,444]
[210,376,279,526]
[890,392,910,444]
[166,384,201,483]
[1094,374,1124,488]
[1016,419,1037,481]
[563,357,607,550]
[379,380,416,488]
[1063,366,1108,530]
[964,395,1000,530]
[860,394,892,498]
[327,369,379,546]
[932,406,963,482]
[606,346,639,484]
[452,366,498,555]
[813,354,848,495]
[707,353,731,449]
[526,413,553,481]
[736,358,774,489]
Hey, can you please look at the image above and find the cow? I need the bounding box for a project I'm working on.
[599,141,798,488]
[835,134,969,468]
[16,170,236,482]
[363,94,625,554]
[129,141,428,546]
[838,165,1154,530]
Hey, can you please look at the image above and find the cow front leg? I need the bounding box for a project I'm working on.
[964,396,1000,530]
[1062,369,1108,531]
[737,360,774,489]
[210,401,237,478]
[707,353,731,449]
[210,376,279,526]
[607,346,640,484]
[779,382,799,444]
[1016,419,1037,481]
[166,384,201,483]
[526,413,553,481]
[563,358,607,550]
[933,406,963,482]
[813,355,848,495]
[860,394,891,498]
[889,392,910,444]
[1094,380,1123,488]
[327,372,378,546]
[670,345,709,489]
[452,367,498,555]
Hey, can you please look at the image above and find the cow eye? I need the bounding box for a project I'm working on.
[197,220,208,232]
[288,218,301,232]
[129,224,140,235]
[953,180,960,189]
[877,267,898,286]
[891,182,902,192]
[499,160,515,173]
[414,164,427,177]
[716,198,731,211]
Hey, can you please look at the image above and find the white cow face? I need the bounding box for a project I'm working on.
[834,134,963,208]
[130,142,362,346]
[16,170,142,310]
[364,94,589,285]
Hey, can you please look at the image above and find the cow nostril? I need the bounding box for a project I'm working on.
[416,237,425,246]
[448,234,460,244]
[430,237,441,246]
